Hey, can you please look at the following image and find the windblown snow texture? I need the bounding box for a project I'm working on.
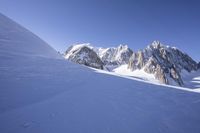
[0,13,61,59]
[1,13,200,133]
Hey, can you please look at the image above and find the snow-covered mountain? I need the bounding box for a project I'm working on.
[65,44,104,69]
[65,41,199,87]
[65,43,133,70]
[1,13,200,133]
[128,41,198,86]
[94,44,133,66]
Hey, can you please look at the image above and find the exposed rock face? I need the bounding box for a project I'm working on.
[65,41,198,86]
[95,45,133,67]
[128,41,198,86]
[198,62,200,69]
[65,44,133,70]
[65,45,104,69]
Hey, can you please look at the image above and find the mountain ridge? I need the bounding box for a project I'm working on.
[1,13,200,133]
[64,41,199,87]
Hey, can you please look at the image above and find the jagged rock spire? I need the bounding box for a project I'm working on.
[128,41,198,86]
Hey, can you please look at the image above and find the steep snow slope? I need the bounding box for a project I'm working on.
[1,14,200,133]
[0,13,60,58]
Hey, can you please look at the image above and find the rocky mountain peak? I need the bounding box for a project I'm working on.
[65,44,133,70]
[117,44,128,50]
[65,44,104,69]
[64,41,199,86]
[93,44,133,67]
[128,41,198,86]
[149,40,162,49]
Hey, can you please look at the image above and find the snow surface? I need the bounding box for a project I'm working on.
[2,52,200,133]
[94,67,200,93]
[181,70,200,89]
[1,13,200,133]
[113,64,159,83]
[0,13,61,59]
[111,65,200,90]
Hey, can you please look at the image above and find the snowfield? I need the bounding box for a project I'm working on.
[111,64,200,91]
[113,64,159,83]
[2,55,200,133]
[1,13,200,133]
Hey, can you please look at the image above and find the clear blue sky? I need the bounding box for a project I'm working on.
[0,0,200,61]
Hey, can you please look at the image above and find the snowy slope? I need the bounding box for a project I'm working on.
[0,13,61,58]
[112,65,200,89]
[2,52,200,133]
[181,70,200,89]
[1,13,200,133]
[113,64,159,83]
